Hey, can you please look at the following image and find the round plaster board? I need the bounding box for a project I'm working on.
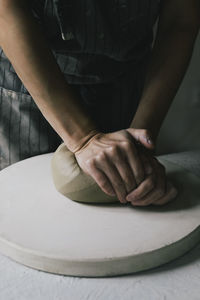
[0,154,199,277]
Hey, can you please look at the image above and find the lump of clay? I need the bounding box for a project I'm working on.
[51,143,119,204]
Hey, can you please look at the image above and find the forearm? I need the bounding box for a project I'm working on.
[131,24,200,142]
[0,2,99,152]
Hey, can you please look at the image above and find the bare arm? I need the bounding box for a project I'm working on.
[130,0,200,143]
[0,0,99,152]
[0,0,148,204]
[0,0,180,205]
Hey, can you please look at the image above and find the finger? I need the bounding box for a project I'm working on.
[153,181,178,206]
[131,157,167,206]
[125,151,154,202]
[126,173,156,202]
[126,128,155,150]
[111,147,137,194]
[86,161,116,197]
[95,153,127,204]
[120,140,145,186]
[150,157,167,199]
[139,151,153,175]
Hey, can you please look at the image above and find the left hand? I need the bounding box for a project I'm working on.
[125,128,178,206]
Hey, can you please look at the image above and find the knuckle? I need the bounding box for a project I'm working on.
[95,151,106,162]
[85,158,95,169]
[107,145,119,155]
[121,140,132,150]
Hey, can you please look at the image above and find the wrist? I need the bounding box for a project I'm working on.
[64,128,102,153]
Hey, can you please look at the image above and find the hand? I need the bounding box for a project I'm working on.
[73,128,154,204]
[126,148,178,206]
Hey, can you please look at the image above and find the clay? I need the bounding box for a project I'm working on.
[51,142,119,203]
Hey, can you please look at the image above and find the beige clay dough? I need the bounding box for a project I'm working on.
[51,142,119,203]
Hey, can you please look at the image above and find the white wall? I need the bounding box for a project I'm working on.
[156,31,200,155]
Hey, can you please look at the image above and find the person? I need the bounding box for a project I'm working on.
[0,0,199,206]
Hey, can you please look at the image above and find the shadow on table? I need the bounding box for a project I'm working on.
[124,240,200,278]
[80,166,200,213]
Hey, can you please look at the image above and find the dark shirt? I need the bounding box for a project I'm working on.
[31,0,161,84]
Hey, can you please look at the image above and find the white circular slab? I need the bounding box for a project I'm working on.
[0,154,199,277]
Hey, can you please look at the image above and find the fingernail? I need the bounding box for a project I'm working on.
[127,195,136,202]
[147,137,152,144]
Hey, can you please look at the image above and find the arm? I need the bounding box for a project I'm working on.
[0,0,152,204]
[130,0,200,143]
[0,0,99,152]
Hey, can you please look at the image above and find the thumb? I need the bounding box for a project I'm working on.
[126,128,155,150]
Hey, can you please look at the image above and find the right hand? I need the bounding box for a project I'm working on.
[73,129,152,204]
[126,151,178,206]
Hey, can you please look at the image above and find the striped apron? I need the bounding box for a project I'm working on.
[0,0,160,170]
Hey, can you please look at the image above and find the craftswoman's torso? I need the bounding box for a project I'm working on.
[29,0,161,84]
